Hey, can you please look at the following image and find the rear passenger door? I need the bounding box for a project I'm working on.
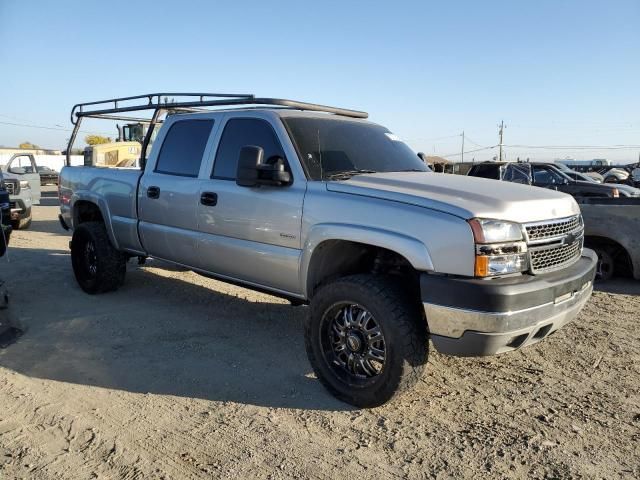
[138,117,217,267]
[196,113,306,294]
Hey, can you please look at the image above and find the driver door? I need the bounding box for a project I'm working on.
[6,154,42,204]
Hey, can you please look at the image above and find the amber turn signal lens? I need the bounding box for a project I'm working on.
[475,256,489,277]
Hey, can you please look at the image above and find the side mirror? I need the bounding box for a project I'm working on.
[417,152,427,163]
[8,167,26,175]
[236,145,262,187]
[236,146,291,187]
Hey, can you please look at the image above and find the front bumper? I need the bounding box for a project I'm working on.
[422,249,597,356]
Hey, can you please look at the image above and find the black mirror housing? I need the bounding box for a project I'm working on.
[236,145,263,187]
[236,146,291,187]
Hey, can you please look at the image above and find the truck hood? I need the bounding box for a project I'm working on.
[327,172,580,223]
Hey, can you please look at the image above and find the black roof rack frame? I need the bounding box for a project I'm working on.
[66,92,368,167]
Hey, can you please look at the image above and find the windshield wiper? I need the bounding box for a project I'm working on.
[324,169,378,181]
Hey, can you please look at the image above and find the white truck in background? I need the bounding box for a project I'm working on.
[1,154,42,229]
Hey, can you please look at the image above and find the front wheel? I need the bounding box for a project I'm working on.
[11,208,32,230]
[593,246,615,281]
[305,274,428,407]
[71,222,126,294]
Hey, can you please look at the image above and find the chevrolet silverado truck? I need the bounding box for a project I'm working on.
[58,93,597,407]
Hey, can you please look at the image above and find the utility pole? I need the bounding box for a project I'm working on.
[461,130,465,163]
[498,121,506,162]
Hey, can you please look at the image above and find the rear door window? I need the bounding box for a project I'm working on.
[154,119,214,177]
[212,118,286,180]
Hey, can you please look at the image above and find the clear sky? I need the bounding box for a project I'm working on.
[0,0,638,162]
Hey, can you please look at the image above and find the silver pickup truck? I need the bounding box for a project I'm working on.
[59,93,597,407]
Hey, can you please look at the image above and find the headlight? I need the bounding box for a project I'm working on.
[19,180,30,189]
[468,218,523,243]
[469,218,528,277]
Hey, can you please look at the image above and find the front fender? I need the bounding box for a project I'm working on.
[300,223,434,298]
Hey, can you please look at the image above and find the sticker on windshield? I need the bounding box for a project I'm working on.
[385,133,402,141]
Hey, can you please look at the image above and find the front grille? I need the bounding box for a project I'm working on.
[529,237,582,273]
[524,215,584,274]
[525,215,581,242]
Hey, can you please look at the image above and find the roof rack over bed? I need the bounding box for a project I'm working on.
[66,92,368,167]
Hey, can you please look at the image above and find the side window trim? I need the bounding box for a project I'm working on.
[210,117,288,181]
[153,118,215,178]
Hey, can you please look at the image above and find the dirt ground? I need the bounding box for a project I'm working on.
[0,187,638,479]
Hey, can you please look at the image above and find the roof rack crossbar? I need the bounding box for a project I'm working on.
[70,92,368,124]
[71,92,255,124]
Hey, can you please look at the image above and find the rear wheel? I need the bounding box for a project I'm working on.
[71,222,126,294]
[305,274,427,407]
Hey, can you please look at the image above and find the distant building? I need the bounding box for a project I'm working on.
[0,147,62,156]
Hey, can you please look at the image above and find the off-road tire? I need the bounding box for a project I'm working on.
[305,274,428,408]
[71,221,126,294]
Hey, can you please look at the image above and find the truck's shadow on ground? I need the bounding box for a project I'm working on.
[594,279,640,295]
[0,245,351,411]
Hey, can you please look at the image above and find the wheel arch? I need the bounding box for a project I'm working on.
[70,194,119,250]
[301,224,433,298]
[584,235,634,278]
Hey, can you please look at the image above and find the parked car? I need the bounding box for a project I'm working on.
[467,161,638,198]
[554,163,640,196]
[59,93,597,407]
[37,166,59,185]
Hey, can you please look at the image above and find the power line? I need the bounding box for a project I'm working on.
[504,144,640,150]
[463,135,485,148]
[0,120,113,137]
[441,145,497,158]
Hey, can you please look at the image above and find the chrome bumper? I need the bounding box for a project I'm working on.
[425,281,592,355]
[421,249,597,356]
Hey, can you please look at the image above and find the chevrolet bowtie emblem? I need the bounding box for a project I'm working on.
[562,232,577,245]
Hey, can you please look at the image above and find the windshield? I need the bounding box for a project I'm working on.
[533,166,568,184]
[282,117,430,180]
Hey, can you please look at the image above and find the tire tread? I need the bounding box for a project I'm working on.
[306,274,427,407]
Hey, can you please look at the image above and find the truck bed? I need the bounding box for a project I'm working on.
[59,166,145,254]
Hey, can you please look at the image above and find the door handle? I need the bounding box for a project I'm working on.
[200,192,218,206]
[147,186,160,199]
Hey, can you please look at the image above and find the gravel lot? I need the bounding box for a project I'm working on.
[0,187,639,479]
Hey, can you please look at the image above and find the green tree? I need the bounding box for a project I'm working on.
[19,141,39,149]
[84,135,112,145]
